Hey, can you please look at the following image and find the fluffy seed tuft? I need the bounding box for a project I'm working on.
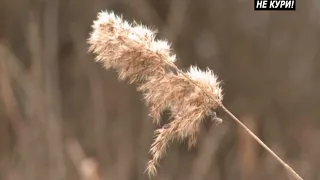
[88,10,223,178]
[88,11,176,83]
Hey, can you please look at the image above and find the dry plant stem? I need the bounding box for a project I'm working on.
[166,61,303,180]
[220,105,303,180]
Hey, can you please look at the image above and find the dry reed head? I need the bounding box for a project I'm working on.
[139,66,222,125]
[88,10,223,178]
[141,67,222,176]
[88,11,176,83]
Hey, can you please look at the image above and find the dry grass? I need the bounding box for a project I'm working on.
[87,11,303,180]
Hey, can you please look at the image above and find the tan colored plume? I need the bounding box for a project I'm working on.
[88,11,223,177]
[88,10,304,180]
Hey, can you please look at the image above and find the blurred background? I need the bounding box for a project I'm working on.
[0,0,319,180]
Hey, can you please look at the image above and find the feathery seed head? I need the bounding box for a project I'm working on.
[187,66,223,105]
[88,11,223,178]
[87,11,301,180]
[88,11,176,83]
[140,68,223,177]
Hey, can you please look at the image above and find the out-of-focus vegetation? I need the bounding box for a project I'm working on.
[0,0,320,180]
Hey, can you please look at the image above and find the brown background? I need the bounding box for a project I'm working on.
[0,0,319,180]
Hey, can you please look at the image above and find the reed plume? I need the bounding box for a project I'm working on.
[88,11,303,180]
[88,11,176,84]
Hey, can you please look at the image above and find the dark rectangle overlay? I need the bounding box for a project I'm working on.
[254,0,296,10]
